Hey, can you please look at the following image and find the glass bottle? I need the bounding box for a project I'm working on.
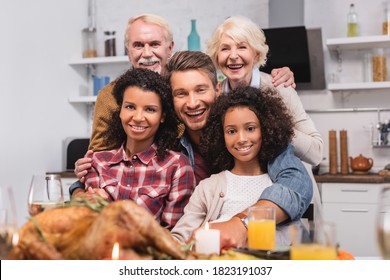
[187,19,201,51]
[82,0,97,58]
[383,1,390,35]
[363,51,373,82]
[104,31,116,57]
[347,3,358,37]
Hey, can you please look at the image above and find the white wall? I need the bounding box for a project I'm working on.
[0,0,268,226]
[0,0,89,226]
[269,0,304,27]
[300,0,390,173]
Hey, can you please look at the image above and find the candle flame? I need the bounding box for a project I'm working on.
[204,222,209,230]
[12,231,19,246]
[111,242,120,260]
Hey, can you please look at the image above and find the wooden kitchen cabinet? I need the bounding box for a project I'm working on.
[320,182,384,257]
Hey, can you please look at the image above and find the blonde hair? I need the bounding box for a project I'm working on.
[124,13,173,48]
[207,16,269,69]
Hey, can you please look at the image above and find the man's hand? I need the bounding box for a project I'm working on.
[271,67,296,88]
[74,150,93,183]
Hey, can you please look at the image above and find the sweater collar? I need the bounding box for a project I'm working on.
[223,68,261,94]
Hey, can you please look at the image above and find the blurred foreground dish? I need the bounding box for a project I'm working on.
[7,198,192,260]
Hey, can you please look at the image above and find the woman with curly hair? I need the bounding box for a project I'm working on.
[171,86,309,247]
[81,68,196,229]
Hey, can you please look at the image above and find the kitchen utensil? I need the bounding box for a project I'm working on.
[349,154,373,174]
[329,130,338,174]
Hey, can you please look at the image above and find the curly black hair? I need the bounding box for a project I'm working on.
[200,86,294,174]
[105,68,179,160]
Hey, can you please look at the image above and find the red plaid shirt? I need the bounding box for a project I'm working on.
[85,143,196,229]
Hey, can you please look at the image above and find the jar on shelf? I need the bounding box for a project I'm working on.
[82,27,97,58]
[372,48,387,82]
[363,51,373,82]
[81,0,97,58]
[104,31,116,57]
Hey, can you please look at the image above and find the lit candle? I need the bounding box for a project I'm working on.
[103,242,127,260]
[195,222,220,255]
[111,242,120,260]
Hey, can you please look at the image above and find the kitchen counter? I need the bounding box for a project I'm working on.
[314,173,390,183]
[47,171,77,179]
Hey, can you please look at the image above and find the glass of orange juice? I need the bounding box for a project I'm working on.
[247,206,276,250]
[290,221,338,260]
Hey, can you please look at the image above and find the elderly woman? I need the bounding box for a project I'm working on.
[207,16,323,166]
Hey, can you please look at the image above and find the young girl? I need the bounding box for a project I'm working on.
[171,86,306,246]
[82,68,196,229]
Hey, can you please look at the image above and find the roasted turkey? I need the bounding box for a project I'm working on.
[8,199,191,260]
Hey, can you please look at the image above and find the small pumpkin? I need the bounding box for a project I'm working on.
[337,249,355,260]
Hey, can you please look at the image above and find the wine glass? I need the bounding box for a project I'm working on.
[0,186,18,259]
[28,174,64,216]
[376,186,390,259]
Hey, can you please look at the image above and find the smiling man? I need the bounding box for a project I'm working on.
[125,15,174,75]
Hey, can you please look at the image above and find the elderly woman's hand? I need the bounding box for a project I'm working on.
[271,67,296,89]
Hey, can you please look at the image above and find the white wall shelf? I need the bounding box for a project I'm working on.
[68,56,129,105]
[69,56,129,66]
[326,35,390,91]
[68,96,97,103]
[326,35,390,51]
[328,81,390,91]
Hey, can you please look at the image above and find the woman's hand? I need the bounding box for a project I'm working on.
[271,67,296,88]
[74,150,93,183]
[71,186,109,202]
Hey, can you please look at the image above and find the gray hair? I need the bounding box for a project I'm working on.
[124,13,173,48]
[207,16,269,69]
